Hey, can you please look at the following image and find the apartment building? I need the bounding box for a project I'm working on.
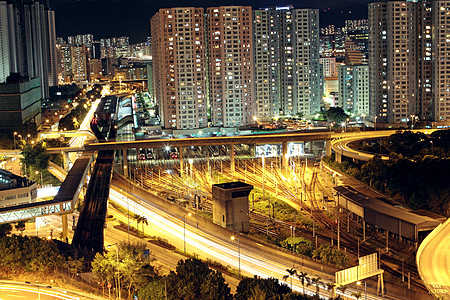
[207,6,254,127]
[151,7,207,129]
[253,7,322,118]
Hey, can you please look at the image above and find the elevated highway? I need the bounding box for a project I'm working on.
[417,217,450,298]
[330,129,438,162]
[39,130,95,140]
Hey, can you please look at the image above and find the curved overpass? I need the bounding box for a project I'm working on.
[417,218,450,298]
[330,129,438,162]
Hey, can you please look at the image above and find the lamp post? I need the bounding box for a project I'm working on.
[13,132,17,150]
[374,116,377,131]
[231,234,241,277]
[189,158,194,185]
[107,243,120,300]
[35,171,42,187]
[184,213,192,253]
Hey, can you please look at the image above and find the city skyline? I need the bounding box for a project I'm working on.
[51,0,370,43]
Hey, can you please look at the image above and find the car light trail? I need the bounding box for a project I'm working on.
[109,186,382,299]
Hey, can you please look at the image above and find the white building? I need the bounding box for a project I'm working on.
[338,65,369,115]
[0,169,37,208]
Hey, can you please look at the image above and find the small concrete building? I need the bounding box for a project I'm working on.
[0,169,37,208]
[212,181,253,233]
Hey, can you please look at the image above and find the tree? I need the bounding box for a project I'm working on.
[235,276,291,300]
[325,282,337,298]
[135,215,148,235]
[323,107,348,125]
[15,221,26,235]
[67,256,84,278]
[138,278,165,300]
[296,271,308,295]
[92,242,156,299]
[351,291,362,300]
[201,270,232,300]
[282,267,297,290]
[20,141,50,177]
[0,223,12,238]
[165,258,231,300]
[307,276,322,296]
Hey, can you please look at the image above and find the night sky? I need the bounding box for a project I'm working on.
[50,0,371,43]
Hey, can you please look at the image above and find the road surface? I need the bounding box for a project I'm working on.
[417,218,450,298]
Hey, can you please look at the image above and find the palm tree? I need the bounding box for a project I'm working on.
[336,285,348,298]
[134,213,140,228]
[282,267,297,290]
[325,282,337,298]
[307,276,322,296]
[140,216,148,234]
[296,271,308,294]
[351,291,362,300]
[135,215,148,235]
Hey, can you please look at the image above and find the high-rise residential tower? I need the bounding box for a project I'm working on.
[369,1,418,124]
[429,0,450,122]
[370,0,450,124]
[338,65,369,116]
[0,0,57,100]
[253,7,322,118]
[151,7,207,129]
[207,6,254,128]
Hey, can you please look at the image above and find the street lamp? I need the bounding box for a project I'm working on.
[189,158,194,185]
[13,132,17,150]
[374,116,377,131]
[184,213,192,253]
[35,171,43,187]
[231,234,241,277]
[107,243,120,300]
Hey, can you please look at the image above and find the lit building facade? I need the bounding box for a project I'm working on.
[369,1,418,124]
[0,1,57,100]
[151,7,207,129]
[207,6,254,127]
[71,45,88,83]
[338,65,369,115]
[0,75,42,130]
[253,7,322,118]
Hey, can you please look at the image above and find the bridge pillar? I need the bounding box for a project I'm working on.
[335,152,342,163]
[179,146,184,177]
[282,141,288,175]
[123,149,128,177]
[61,214,68,238]
[63,151,70,171]
[230,144,235,174]
[326,139,332,156]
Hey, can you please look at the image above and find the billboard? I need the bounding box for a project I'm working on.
[336,253,383,286]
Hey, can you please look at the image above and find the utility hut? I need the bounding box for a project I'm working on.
[212,182,253,233]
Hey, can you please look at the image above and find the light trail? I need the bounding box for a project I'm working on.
[0,284,81,300]
[108,186,383,299]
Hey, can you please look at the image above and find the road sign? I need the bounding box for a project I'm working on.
[336,252,384,286]
[108,283,112,289]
